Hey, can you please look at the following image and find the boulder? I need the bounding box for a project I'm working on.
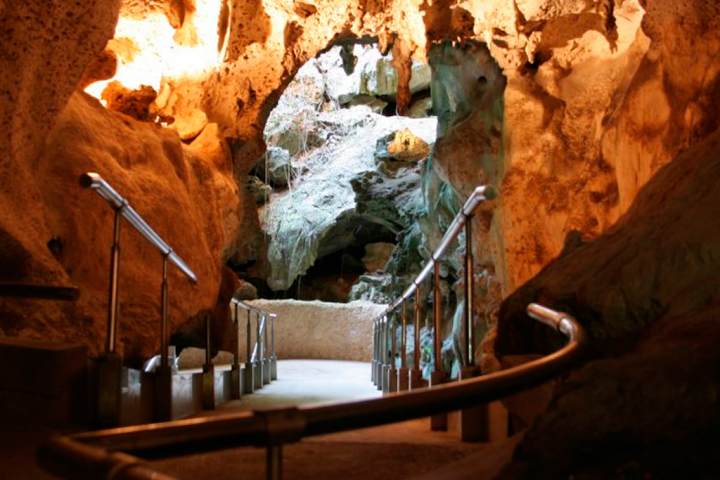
[262,107,436,291]
[495,127,720,479]
[361,243,395,272]
[253,147,296,188]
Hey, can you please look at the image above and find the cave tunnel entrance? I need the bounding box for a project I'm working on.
[235,43,439,303]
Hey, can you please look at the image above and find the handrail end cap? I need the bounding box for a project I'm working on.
[79,172,99,189]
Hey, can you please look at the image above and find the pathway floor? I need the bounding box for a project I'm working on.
[151,359,521,480]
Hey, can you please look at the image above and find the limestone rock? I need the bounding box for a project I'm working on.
[245,176,273,204]
[171,108,208,140]
[102,81,158,121]
[0,0,122,293]
[323,45,431,106]
[0,91,241,364]
[495,126,720,478]
[253,147,296,188]
[361,243,395,272]
[245,299,386,361]
[262,107,436,291]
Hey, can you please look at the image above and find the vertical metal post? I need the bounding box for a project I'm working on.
[106,208,122,353]
[379,315,387,392]
[409,288,423,390]
[433,262,442,374]
[266,445,282,480]
[202,314,215,410]
[231,303,242,399]
[270,314,278,381]
[386,311,398,393]
[398,301,409,391]
[401,302,407,369]
[234,304,241,368]
[464,218,474,367]
[414,288,421,371]
[154,253,173,423]
[246,310,252,361]
[430,261,447,430]
[371,319,377,384]
[97,208,123,428]
[160,254,170,368]
[243,309,254,394]
[263,314,271,385]
[205,314,212,366]
[254,312,263,390]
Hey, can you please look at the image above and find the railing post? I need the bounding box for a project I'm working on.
[458,215,488,441]
[263,315,271,385]
[379,316,387,391]
[243,309,254,394]
[464,218,474,367]
[231,303,242,399]
[96,208,123,429]
[375,318,383,390]
[202,314,216,410]
[270,314,278,381]
[397,302,409,391]
[385,311,398,393]
[254,313,264,390]
[266,445,282,480]
[107,208,122,354]
[409,288,424,389]
[430,262,447,431]
[154,254,172,423]
[371,319,377,384]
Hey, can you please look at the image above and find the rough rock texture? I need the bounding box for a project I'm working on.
[0,91,241,363]
[261,107,435,291]
[0,0,122,290]
[240,300,386,361]
[496,127,720,479]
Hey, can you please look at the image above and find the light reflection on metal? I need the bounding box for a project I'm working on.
[80,172,198,282]
[433,262,442,373]
[464,217,474,366]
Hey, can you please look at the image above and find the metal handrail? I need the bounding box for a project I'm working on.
[81,172,199,426]
[373,185,497,393]
[230,298,277,363]
[386,185,496,313]
[80,173,198,282]
[37,303,587,480]
[230,298,278,390]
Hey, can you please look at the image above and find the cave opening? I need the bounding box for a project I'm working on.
[237,43,439,304]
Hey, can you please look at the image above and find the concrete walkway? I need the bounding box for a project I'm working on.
[152,359,520,480]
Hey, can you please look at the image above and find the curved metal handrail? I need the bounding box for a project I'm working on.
[37,303,586,480]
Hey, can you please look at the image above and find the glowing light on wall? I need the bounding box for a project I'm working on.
[85,0,224,100]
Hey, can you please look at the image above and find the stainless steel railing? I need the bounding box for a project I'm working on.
[372,185,496,394]
[230,299,278,396]
[80,172,198,426]
[37,303,587,480]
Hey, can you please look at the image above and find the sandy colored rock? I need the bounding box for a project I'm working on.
[0,91,241,364]
[240,300,387,362]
